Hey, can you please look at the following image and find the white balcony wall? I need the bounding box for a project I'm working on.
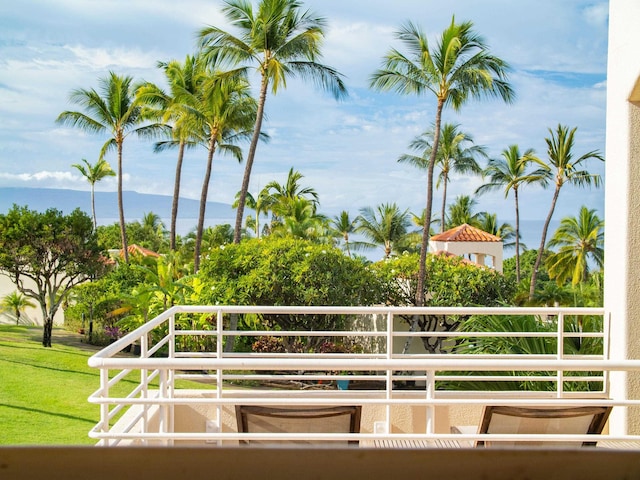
[604,0,640,436]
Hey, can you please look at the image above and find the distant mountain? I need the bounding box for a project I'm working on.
[0,187,235,224]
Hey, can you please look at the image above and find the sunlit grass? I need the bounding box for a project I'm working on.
[0,326,207,445]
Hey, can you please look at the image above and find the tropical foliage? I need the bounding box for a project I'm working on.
[370,18,514,306]
[136,54,204,251]
[356,203,414,259]
[529,125,604,299]
[545,206,604,286]
[372,252,516,353]
[449,313,605,391]
[398,123,486,231]
[476,144,547,282]
[57,72,166,262]
[0,291,36,326]
[195,237,382,350]
[0,206,106,346]
[198,0,347,243]
[71,158,115,230]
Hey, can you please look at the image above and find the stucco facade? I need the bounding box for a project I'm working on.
[604,0,640,435]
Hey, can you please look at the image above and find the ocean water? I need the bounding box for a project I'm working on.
[513,219,560,259]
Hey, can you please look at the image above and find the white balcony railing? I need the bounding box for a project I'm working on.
[87,305,640,447]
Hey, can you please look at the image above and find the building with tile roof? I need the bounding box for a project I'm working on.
[429,223,503,273]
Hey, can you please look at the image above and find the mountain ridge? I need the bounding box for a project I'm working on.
[0,187,235,223]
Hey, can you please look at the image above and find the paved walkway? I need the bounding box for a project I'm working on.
[52,328,103,352]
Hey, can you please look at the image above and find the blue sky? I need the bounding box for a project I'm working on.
[0,0,609,228]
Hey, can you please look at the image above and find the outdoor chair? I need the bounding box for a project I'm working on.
[235,405,362,446]
[471,405,612,448]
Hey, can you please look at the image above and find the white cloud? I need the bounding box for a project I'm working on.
[62,45,158,71]
[0,0,608,229]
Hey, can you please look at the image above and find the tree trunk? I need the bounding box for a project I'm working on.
[194,135,217,273]
[90,183,97,231]
[42,317,53,348]
[170,142,186,251]
[415,99,444,307]
[117,137,129,263]
[225,314,238,353]
[441,173,448,232]
[514,187,521,283]
[233,76,269,244]
[529,184,561,300]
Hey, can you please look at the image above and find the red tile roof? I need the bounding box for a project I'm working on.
[123,244,161,258]
[430,224,501,242]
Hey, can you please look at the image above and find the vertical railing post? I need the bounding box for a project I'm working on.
[100,368,110,446]
[158,368,170,446]
[425,369,435,434]
[168,312,175,442]
[557,311,565,397]
[216,308,224,446]
[385,309,394,435]
[603,312,611,395]
[141,332,149,445]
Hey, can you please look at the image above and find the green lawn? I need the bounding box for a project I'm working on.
[0,325,205,445]
[0,326,103,444]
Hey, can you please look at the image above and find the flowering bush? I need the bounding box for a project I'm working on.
[104,326,121,340]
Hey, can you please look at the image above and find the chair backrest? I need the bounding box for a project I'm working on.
[235,405,362,446]
[476,405,612,448]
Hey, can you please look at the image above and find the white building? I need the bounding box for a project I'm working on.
[429,223,503,273]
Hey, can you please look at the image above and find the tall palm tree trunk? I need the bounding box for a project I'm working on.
[233,76,269,244]
[117,139,129,263]
[514,187,521,283]
[529,185,560,299]
[170,142,186,251]
[194,137,217,273]
[90,183,97,231]
[416,100,444,306]
[441,173,449,232]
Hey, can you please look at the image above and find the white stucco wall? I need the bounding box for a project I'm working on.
[0,275,64,326]
[429,240,503,273]
[604,0,640,435]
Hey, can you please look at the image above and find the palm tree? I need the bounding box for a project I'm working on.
[398,123,486,232]
[477,212,519,251]
[529,125,604,299]
[71,158,115,230]
[142,212,167,246]
[264,167,319,221]
[545,206,604,286]
[475,145,547,282]
[57,72,165,262]
[270,197,329,241]
[445,195,483,229]
[190,65,258,272]
[356,203,412,259]
[137,55,204,250]
[330,211,359,257]
[198,0,347,244]
[1,291,35,326]
[370,18,514,306]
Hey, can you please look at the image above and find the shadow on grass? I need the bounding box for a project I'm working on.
[0,356,98,377]
[0,403,95,424]
[0,339,100,358]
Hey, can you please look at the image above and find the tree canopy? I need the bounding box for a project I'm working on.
[0,206,106,346]
[195,237,382,342]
